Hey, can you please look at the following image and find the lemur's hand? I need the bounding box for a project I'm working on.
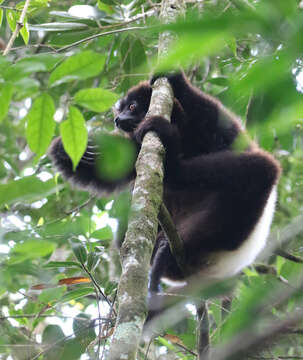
[150,70,184,87]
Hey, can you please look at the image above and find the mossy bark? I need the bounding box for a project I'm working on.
[108,1,185,359]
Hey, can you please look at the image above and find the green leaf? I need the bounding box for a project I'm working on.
[20,17,29,44]
[49,51,105,87]
[0,57,11,75]
[16,0,49,14]
[0,9,3,27]
[74,88,119,112]
[73,314,95,341]
[60,287,94,303]
[6,10,17,32]
[97,1,115,14]
[38,287,66,305]
[157,33,228,72]
[43,261,82,269]
[71,242,87,264]
[4,60,51,82]
[91,226,113,240]
[17,53,63,72]
[12,240,57,259]
[120,37,147,87]
[104,281,117,296]
[42,324,65,344]
[96,133,136,181]
[47,29,98,47]
[99,0,116,4]
[0,176,58,207]
[226,36,237,56]
[14,78,40,100]
[208,77,229,87]
[26,93,56,159]
[0,83,13,122]
[60,106,88,171]
[86,252,100,272]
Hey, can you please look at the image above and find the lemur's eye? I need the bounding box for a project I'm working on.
[129,103,136,112]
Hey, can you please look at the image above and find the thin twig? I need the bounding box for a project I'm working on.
[275,248,303,263]
[0,5,22,11]
[56,26,147,53]
[3,0,31,56]
[81,263,117,317]
[197,302,210,360]
[249,357,303,360]
[99,8,155,30]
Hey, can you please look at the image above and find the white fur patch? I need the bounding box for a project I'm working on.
[207,185,277,279]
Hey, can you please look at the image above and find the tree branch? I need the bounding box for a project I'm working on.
[275,248,303,263]
[262,212,303,260]
[197,302,210,360]
[108,1,185,359]
[3,0,31,56]
[158,203,185,271]
[212,308,303,360]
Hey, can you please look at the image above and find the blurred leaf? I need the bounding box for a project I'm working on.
[0,83,13,122]
[47,29,98,47]
[226,36,237,56]
[38,287,66,305]
[43,261,82,269]
[208,77,229,87]
[60,106,88,171]
[157,33,229,72]
[0,176,58,207]
[99,0,116,4]
[16,0,49,14]
[96,133,136,181]
[71,242,87,264]
[26,93,56,159]
[120,36,147,87]
[14,78,40,100]
[49,51,105,87]
[59,287,94,303]
[68,5,104,20]
[104,280,117,296]
[11,239,56,261]
[42,324,65,344]
[97,1,114,14]
[20,17,29,44]
[0,57,11,75]
[6,10,17,32]
[42,324,85,360]
[29,22,88,32]
[0,9,3,27]
[219,277,278,341]
[86,252,100,272]
[91,226,113,240]
[17,54,63,72]
[72,314,95,343]
[74,88,119,112]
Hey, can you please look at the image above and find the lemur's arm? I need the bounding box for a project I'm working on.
[48,136,136,194]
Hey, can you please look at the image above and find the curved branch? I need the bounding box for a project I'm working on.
[158,203,185,271]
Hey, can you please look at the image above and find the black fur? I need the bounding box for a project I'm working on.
[49,72,280,317]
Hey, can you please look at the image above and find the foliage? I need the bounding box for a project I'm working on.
[0,0,303,359]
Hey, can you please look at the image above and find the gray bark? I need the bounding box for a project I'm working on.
[107,1,185,359]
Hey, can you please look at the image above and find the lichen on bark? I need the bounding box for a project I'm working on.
[108,1,185,359]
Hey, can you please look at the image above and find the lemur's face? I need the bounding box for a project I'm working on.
[114,82,152,133]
